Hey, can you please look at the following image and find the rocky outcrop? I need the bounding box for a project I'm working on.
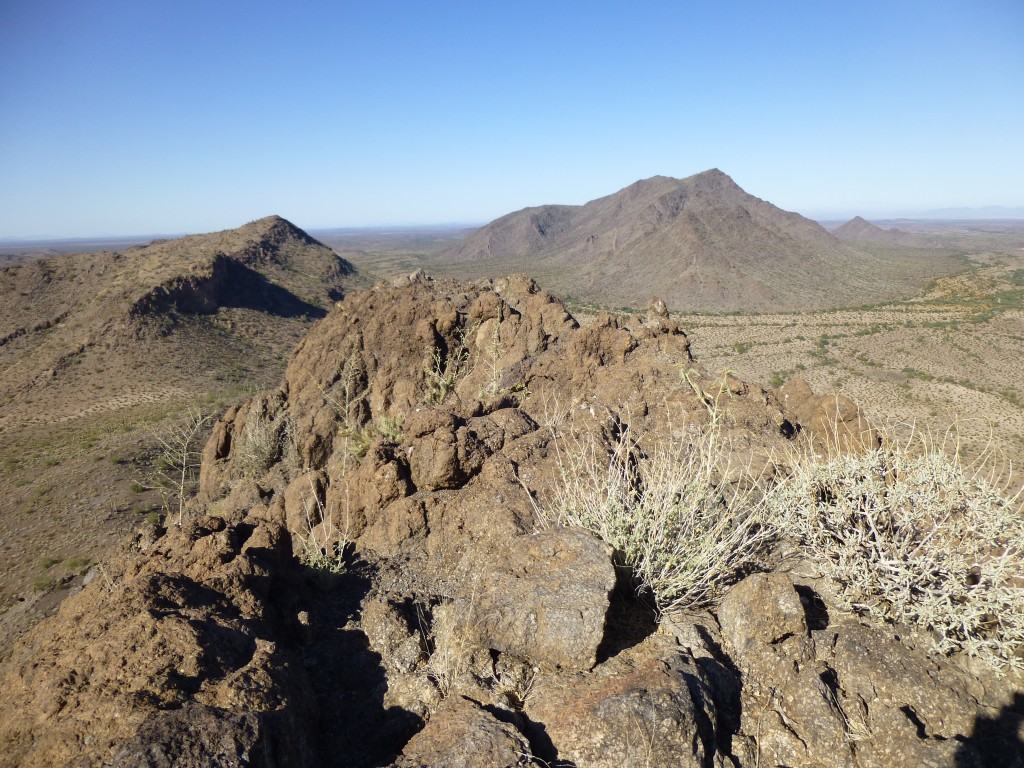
[714,573,1022,768]
[0,275,1019,766]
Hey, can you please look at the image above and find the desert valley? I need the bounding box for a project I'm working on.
[0,170,1022,766]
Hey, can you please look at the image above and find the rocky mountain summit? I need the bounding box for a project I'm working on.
[0,275,1019,767]
[439,171,953,312]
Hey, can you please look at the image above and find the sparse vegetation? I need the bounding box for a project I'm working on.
[147,407,211,525]
[236,405,284,478]
[423,326,472,406]
[769,428,1024,671]
[296,477,348,576]
[543,409,775,615]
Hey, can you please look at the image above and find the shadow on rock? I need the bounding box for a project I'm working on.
[594,577,658,664]
[955,692,1024,768]
[292,560,423,767]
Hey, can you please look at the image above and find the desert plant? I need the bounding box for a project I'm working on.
[375,414,405,444]
[149,407,211,526]
[769,426,1024,671]
[295,476,348,576]
[543,410,775,615]
[236,405,282,478]
[423,326,472,406]
[478,320,506,398]
[321,350,368,425]
[421,600,475,699]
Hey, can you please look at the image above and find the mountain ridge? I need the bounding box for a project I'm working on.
[0,217,363,614]
[440,170,951,312]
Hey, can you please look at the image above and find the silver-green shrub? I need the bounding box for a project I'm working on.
[544,414,774,615]
[770,437,1024,671]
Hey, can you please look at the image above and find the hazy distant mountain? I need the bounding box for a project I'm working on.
[441,170,951,312]
[832,216,938,248]
[918,206,1024,220]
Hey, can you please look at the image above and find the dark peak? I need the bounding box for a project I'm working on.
[684,168,743,192]
[847,216,871,226]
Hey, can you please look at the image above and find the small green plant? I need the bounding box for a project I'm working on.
[376,414,405,444]
[65,556,91,571]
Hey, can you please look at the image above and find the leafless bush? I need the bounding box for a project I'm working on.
[149,407,210,526]
[295,476,348,575]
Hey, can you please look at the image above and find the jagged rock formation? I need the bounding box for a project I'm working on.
[0,275,1019,766]
[439,171,948,311]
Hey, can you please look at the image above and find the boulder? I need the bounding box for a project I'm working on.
[460,527,616,670]
[390,696,531,768]
[526,634,717,768]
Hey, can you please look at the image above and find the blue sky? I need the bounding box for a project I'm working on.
[1,0,1022,237]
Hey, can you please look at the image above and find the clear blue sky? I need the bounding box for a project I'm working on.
[1,0,1022,237]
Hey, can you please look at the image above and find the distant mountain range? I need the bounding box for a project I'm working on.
[918,206,1024,220]
[440,170,956,312]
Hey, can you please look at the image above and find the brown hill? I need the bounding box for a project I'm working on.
[832,215,938,247]
[0,216,362,632]
[440,170,956,312]
[0,215,357,428]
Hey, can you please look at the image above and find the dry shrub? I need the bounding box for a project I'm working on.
[295,476,348,575]
[148,407,210,526]
[543,411,775,615]
[236,405,283,478]
[770,426,1024,671]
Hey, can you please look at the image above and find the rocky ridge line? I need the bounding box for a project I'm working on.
[0,274,1019,767]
